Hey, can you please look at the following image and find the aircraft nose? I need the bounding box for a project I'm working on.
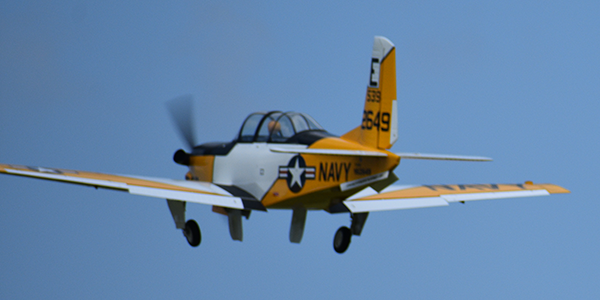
[173,149,190,165]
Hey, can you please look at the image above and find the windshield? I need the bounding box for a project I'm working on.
[239,113,265,142]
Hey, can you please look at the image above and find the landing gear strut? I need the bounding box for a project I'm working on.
[183,219,201,247]
[333,226,352,253]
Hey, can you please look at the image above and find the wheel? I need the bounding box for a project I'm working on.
[333,226,351,254]
[183,219,201,247]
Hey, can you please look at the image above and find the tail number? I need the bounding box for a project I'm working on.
[362,110,390,131]
[366,89,381,103]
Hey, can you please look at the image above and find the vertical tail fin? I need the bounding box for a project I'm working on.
[342,36,398,149]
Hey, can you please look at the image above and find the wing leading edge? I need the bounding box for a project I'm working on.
[0,164,265,211]
[344,182,569,213]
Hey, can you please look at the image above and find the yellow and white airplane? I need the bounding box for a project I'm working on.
[0,36,569,253]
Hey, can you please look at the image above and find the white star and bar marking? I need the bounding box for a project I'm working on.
[278,156,315,191]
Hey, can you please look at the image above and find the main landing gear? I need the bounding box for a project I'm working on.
[333,212,369,254]
[333,226,352,253]
[183,219,201,247]
[167,200,202,247]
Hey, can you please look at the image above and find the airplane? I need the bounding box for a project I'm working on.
[0,36,569,254]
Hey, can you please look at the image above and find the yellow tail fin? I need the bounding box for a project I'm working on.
[342,36,398,149]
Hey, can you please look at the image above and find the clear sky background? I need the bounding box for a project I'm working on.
[1,1,598,299]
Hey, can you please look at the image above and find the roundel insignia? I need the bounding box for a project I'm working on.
[278,155,315,193]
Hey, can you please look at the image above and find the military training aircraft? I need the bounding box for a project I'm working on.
[0,36,569,253]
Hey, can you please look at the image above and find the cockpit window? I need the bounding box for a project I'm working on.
[239,113,265,142]
[289,113,309,132]
[304,114,323,130]
[270,115,295,142]
[237,111,325,143]
[256,112,282,142]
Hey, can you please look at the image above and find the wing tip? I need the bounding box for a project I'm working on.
[527,182,570,194]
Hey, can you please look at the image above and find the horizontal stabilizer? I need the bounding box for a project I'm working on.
[396,152,492,161]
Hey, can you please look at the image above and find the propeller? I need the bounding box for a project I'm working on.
[166,95,197,150]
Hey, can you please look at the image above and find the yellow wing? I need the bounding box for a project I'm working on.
[0,164,265,211]
[343,182,569,213]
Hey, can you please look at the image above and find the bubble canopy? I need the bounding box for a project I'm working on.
[237,111,326,143]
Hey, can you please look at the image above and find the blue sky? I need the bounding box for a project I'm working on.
[1,1,598,299]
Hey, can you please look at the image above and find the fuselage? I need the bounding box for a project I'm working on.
[175,110,400,210]
[185,135,400,210]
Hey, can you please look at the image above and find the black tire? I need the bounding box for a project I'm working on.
[333,226,351,254]
[183,219,201,247]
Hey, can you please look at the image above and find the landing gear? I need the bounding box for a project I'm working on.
[332,212,369,254]
[183,219,201,247]
[333,226,352,253]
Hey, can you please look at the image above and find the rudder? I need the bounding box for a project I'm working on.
[342,36,398,149]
